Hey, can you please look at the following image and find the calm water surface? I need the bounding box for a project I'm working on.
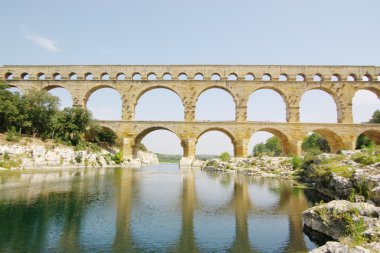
[0,165,322,253]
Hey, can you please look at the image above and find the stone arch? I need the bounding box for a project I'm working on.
[101,72,110,80]
[357,130,380,146]
[133,126,183,157]
[296,73,306,82]
[134,86,185,121]
[53,73,61,80]
[21,72,30,80]
[85,72,94,80]
[301,87,341,123]
[211,73,221,80]
[84,85,121,105]
[90,124,120,146]
[331,73,341,82]
[132,72,142,81]
[162,72,172,80]
[42,85,74,109]
[228,73,238,81]
[247,87,287,122]
[69,72,78,80]
[250,128,292,155]
[4,72,13,80]
[37,72,46,80]
[279,73,288,81]
[362,74,372,82]
[194,73,204,80]
[245,73,255,80]
[352,88,380,123]
[196,128,236,156]
[347,74,357,82]
[178,72,188,80]
[262,73,272,81]
[86,86,122,120]
[147,72,157,80]
[308,128,344,153]
[116,72,126,80]
[195,86,237,121]
[313,73,323,82]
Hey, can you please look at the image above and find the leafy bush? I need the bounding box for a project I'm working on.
[252,136,282,157]
[220,152,231,162]
[291,156,303,170]
[112,151,124,164]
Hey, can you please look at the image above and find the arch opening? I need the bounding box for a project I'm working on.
[362,74,372,82]
[135,88,184,121]
[245,73,255,81]
[296,74,305,82]
[86,87,122,120]
[196,88,236,121]
[21,73,30,80]
[147,73,157,81]
[196,130,235,158]
[228,73,238,81]
[162,73,172,80]
[132,73,142,81]
[211,73,221,81]
[279,74,288,81]
[178,73,187,80]
[69,72,77,80]
[347,74,357,82]
[313,74,322,82]
[331,74,341,82]
[85,73,94,80]
[134,128,183,158]
[352,89,380,123]
[302,129,343,154]
[116,73,126,80]
[46,87,73,110]
[37,73,45,80]
[5,87,23,95]
[53,73,61,80]
[248,130,289,157]
[356,130,380,149]
[300,89,338,123]
[101,73,110,80]
[247,89,286,122]
[262,74,271,81]
[194,73,204,80]
[4,72,13,80]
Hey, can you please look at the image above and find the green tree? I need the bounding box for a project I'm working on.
[252,136,282,156]
[301,133,330,153]
[220,152,231,161]
[368,110,380,123]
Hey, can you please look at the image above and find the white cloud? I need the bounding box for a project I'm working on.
[23,31,61,52]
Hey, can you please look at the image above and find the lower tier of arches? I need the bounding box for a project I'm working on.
[98,121,380,159]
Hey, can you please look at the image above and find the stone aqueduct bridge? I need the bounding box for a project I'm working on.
[1,65,380,159]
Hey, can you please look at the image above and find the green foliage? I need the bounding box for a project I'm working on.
[112,151,124,164]
[253,136,282,157]
[343,214,368,246]
[156,154,181,163]
[355,134,374,149]
[352,149,380,165]
[96,128,117,145]
[220,152,231,162]
[75,153,83,164]
[368,110,380,123]
[302,133,330,153]
[5,127,19,142]
[291,156,303,170]
[206,160,219,167]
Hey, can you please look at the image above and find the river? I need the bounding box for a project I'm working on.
[0,164,323,253]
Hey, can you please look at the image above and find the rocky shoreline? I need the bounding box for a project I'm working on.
[200,148,380,252]
[0,143,158,170]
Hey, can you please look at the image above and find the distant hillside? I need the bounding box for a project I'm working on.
[156,153,219,163]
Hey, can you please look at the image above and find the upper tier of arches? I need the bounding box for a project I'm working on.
[2,65,379,82]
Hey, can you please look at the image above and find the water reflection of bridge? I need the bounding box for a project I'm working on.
[112,168,311,252]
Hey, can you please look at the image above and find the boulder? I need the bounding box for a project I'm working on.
[303,200,380,243]
[136,150,159,165]
[309,241,379,253]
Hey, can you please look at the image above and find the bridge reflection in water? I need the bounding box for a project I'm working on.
[0,166,320,252]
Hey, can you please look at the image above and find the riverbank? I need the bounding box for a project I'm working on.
[0,134,158,170]
[200,147,380,252]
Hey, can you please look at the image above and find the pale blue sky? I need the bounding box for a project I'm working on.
[2,0,380,155]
